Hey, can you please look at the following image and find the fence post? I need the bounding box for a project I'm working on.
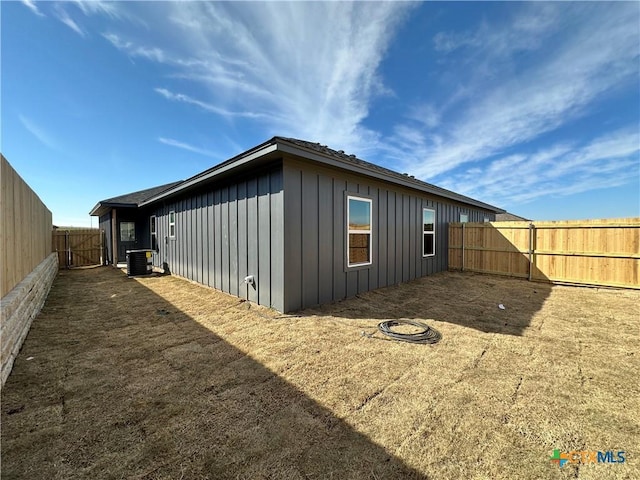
[461,223,465,272]
[528,223,534,281]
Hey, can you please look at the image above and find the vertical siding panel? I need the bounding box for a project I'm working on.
[247,178,259,304]
[179,199,185,278]
[394,193,403,284]
[283,167,302,311]
[181,198,188,279]
[207,192,214,287]
[438,202,447,273]
[333,179,346,302]
[402,194,410,282]
[182,198,188,278]
[318,174,333,305]
[214,190,222,289]
[269,169,285,312]
[301,171,319,308]
[229,184,239,297]
[409,195,416,280]
[190,197,196,281]
[378,189,387,288]
[194,195,201,284]
[201,193,207,286]
[237,182,248,299]
[258,173,271,307]
[369,187,379,291]
[387,191,396,285]
[171,202,178,275]
[221,187,230,293]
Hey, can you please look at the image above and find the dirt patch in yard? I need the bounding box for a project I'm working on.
[2,268,638,479]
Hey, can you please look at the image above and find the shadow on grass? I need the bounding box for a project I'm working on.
[301,271,553,336]
[1,267,426,479]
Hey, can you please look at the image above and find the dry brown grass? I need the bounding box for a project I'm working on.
[2,267,638,479]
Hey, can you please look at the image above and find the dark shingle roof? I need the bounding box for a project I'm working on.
[100,181,182,205]
[90,181,182,215]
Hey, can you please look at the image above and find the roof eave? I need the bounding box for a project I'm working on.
[89,202,138,216]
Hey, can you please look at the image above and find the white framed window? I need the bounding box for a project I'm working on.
[460,213,469,223]
[150,215,157,250]
[120,221,135,242]
[347,196,372,267]
[483,217,490,223]
[423,208,435,257]
[168,211,176,238]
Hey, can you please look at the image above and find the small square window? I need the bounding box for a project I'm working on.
[120,222,135,242]
[460,213,469,223]
[169,211,176,238]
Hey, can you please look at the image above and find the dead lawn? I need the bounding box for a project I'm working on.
[1,268,638,479]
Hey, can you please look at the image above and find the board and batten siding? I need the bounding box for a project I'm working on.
[152,165,285,312]
[282,157,495,312]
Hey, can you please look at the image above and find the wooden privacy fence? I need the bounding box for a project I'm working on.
[1,155,53,298]
[52,228,104,268]
[449,219,640,289]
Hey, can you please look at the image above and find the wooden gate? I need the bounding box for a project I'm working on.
[52,228,104,268]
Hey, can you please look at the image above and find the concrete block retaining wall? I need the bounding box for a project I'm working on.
[1,253,58,387]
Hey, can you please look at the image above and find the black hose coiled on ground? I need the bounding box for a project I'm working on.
[377,319,442,344]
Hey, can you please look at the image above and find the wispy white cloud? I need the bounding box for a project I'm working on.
[154,88,267,120]
[54,5,85,36]
[103,32,167,62]
[157,137,224,159]
[388,3,639,186]
[19,114,57,149]
[102,2,413,154]
[72,0,120,19]
[439,128,639,205]
[21,0,44,17]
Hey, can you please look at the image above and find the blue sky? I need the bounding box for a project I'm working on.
[3,1,639,226]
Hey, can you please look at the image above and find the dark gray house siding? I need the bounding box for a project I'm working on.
[150,165,285,312]
[282,156,495,311]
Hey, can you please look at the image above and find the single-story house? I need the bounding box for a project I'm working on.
[90,137,504,312]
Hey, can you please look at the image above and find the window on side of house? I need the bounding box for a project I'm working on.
[423,208,435,257]
[120,221,135,242]
[347,196,372,267]
[169,211,176,238]
[460,213,469,223]
[150,215,157,250]
[484,216,490,223]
